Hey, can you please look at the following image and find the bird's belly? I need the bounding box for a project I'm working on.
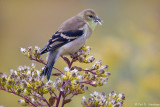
[59,35,88,55]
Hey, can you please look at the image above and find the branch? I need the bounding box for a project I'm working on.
[30,57,64,74]
[30,88,50,107]
[82,69,96,75]
[0,86,37,107]
[60,56,74,69]
[56,81,65,107]
[80,80,97,87]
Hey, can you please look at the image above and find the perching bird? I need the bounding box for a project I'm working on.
[39,9,102,80]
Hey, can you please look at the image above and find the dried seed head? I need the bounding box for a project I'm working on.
[81,96,87,105]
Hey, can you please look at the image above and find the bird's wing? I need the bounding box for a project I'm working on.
[39,18,86,55]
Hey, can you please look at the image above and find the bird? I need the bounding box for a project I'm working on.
[39,9,102,80]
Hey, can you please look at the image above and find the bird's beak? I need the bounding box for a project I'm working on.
[94,16,103,25]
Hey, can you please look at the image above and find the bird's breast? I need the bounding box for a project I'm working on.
[59,25,91,55]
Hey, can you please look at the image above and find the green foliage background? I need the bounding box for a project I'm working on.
[0,0,160,107]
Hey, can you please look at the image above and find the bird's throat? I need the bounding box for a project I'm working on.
[87,21,97,31]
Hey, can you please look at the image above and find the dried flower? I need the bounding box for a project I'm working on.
[0,45,125,107]
[82,91,125,107]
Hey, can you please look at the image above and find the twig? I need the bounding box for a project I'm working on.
[53,67,64,74]
[69,59,74,69]
[68,93,76,99]
[56,91,62,107]
[30,57,64,74]
[60,56,74,69]
[0,86,37,107]
[56,81,65,107]
[30,57,46,65]
[30,88,50,107]
[61,96,65,107]
[82,69,96,75]
[42,97,51,107]
[80,80,97,87]
[53,91,58,98]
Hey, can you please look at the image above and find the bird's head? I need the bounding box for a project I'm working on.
[78,9,102,31]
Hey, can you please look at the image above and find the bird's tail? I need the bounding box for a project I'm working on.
[40,51,59,80]
[40,61,55,80]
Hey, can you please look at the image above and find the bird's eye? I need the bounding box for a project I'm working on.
[89,15,93,18]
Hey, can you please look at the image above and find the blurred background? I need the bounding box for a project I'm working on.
[0,0,160,107]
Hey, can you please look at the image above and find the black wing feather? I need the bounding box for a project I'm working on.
[62,30,83,37]
[39,30,83,55]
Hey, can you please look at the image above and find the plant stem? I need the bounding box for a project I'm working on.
[30,57,64,74]
[61,96,65,107]
[69,59,74,69]
[80,80,97,87]
[83,69,96,75]
[56,91,62,107]
[42,97,51,107]
[60,55,74,69]
[68,94,75,99]
[30,57,46,65]
[56,81,66,107]
[53,92,58,98]
[0,86,37,107]
[31,88,50,107]
[53,67,64,74]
